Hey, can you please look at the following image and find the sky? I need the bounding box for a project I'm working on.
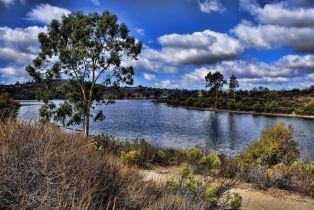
[0,0,314,90]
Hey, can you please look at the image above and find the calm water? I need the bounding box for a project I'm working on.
[18,100,314,160]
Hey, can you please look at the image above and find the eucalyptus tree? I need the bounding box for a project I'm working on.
[26,11,142,137]
[229,74,239,100]
[205,71,226,109]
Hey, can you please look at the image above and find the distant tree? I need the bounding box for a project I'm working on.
[205,71,226,109]
[26,11,142,137]
[153,89,162,99]
[229,74,239,100]
[253,102,263,113]
[265,101,279,113]
[265,91,278,101]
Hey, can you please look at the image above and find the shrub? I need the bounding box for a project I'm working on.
[253,101,263,112]
[204,182,220,205]
[199,153,221,175]
[310,182,314,197]
[229,193,242,209]
[0,93,20,120]
[121,149,141,165]
[302,99,314,115]
[180,163,192,179]
[265,101,279,113]
[238,123,299,166]
[188,147,203,162]
[227,99,237,110]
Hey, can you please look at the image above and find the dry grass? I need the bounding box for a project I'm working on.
[0,120,235,210]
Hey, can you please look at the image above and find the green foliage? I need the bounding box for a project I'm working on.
[265,91,278,101]
[265,101,279,113]
[26,11,142,136]
[157,149,166,159]
[121,150,141,165]
[205,71,227,108]
[167,176,179,189]
[180,163,191,179]
[253,101,263,112]
[227,99,237,110]
[238,123,299,166]
[310,181,314,197]
[302,99,314,115]
[188,147,203,162]
[229,74,239,100]
[229,193,242,209]
[204,182,220,205]
[0,93,20,120]
[199,153,221,175]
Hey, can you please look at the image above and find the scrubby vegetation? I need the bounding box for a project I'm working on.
[90,123,314,197]
[158,85,314,116]
[0,93,20,120]
[0,120,239,209]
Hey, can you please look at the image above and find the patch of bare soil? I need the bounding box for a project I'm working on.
[141,166,314,210]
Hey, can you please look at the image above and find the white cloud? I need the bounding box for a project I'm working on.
[0,0,14,7]
[136,28,145,36]
[182,54,314,87]
[0,66,30,84]
[0,47,36,64]
[306,73,314,81]
[0,26,46,45]
[198,0,225,14]
[157,30,243,65]
[143,73,158,81]
[0,66,17,76]
[0,26,46,84]
[240,0,314,27]
[257,4,314,27]
[237,0,314,53]
[233,20,314,52]
[26,4,70,24]
[0,26,46,64]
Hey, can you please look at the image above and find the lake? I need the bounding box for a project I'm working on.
[18,100,314,161]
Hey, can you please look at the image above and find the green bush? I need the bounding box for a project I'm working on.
[180,163,191,179]
[0,93,20,120]
[265,101,279,113]
[229,193,242,209]
[302,100,314,115]
[199,153,221,175]
[204,182,220,205]
[310,181,314,197]
[188,147,203,162]
[227,99,237,110]
[121,150,141,165]
[253,102,263,112]
[238,123,299,166]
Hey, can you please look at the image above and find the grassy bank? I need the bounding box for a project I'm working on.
[0,120,240,210]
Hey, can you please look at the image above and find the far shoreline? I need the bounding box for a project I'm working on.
[165,103,314,120]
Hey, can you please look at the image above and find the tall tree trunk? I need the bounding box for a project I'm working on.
[215,88,218,109]
[83,108,90,138]
[233,90,236,101]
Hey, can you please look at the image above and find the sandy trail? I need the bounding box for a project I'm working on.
[141,166,314,210]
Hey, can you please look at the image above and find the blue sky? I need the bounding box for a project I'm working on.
[0,0,314,89]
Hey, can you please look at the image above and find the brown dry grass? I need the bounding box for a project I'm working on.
[0,119,231,210]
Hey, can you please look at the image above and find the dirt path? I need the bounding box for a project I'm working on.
[141,167,314,210]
